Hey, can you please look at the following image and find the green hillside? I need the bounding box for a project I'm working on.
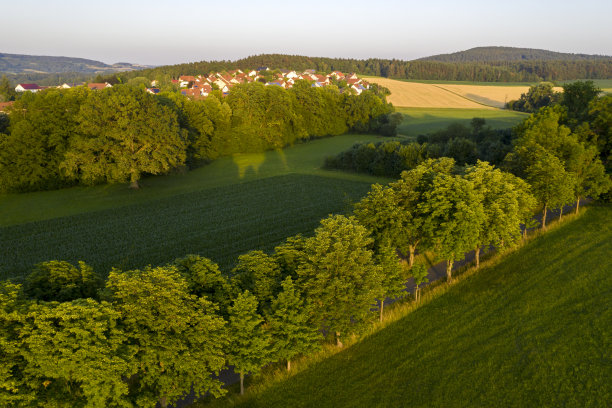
[211,205,611,407]
[0,52,149,74]
[419,46,611,62]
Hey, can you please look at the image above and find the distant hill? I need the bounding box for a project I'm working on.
[419,46,611,63]
[0,53,151,75]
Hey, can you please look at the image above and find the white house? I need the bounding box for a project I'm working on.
[15,83,42,93]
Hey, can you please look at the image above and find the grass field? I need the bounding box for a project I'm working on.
[209,204,612,407]
[0,134,397,279]
[396,107,528,138]
[0,174,375,279]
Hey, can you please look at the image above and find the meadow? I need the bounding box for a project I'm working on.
[206,204,612,407]
[396,107,527,139]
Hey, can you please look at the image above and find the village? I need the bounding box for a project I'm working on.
[8,68,371,103]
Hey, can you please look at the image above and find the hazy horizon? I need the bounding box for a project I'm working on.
[2,0,611,66]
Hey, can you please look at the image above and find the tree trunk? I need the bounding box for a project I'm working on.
[287,360,291,372]
[559,206,563,221]
[523,227,527,240]
[475,247,480,269]
[415,285,419,303]
[240,372,244,395]
[446,259,453,283]
[575,197,580,215]
[379,299,384,322]
[408,245,415,267]
[159,397,168,408]
[129,169,140,189]
[542,204,548,230]
[335,332,343,348]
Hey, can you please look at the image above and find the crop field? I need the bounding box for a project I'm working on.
[396,107,528,138]
[365,77,493,109]
[212,204,612,408]
[435,84,536,108]
[365,77,564,108]
[0,134,394,280]
[0,174,375,280]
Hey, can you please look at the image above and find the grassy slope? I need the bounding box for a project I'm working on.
[223,205,611,408]
[396,107,527,139]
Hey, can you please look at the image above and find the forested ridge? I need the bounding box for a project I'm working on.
[3,49,611,86]
[418,46,611,62]
[108,54,612,84]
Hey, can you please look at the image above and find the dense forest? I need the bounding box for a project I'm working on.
[0,81,396,192]
[418,46,611,62]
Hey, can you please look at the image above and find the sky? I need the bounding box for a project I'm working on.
[2,0,611,66]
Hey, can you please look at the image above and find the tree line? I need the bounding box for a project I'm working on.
[2,153,553,407]
[0,81,396,193]
[104,54,612,85]
[328,82,612,188]
[325,118,513,177]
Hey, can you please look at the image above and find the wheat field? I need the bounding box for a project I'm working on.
[365,77,563,109]
[365,77,494,109]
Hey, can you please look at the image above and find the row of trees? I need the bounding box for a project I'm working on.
[0,81,396,193]
[2,153,570,407]
[324,118,513,177]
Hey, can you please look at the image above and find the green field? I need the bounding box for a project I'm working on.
[0,134,395,279]
[396,107,528,139]
[0,106,529,280]
[211,205,611,407]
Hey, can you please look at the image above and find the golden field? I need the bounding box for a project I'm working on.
[365,77,563,109]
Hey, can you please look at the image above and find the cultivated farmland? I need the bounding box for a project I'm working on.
[365,77,493,108]
[365,76,563,109]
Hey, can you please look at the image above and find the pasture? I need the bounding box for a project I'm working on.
[209,204,612,407]
[396,107,528,138]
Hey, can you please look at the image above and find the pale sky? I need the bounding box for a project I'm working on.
[2,0,611,66]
